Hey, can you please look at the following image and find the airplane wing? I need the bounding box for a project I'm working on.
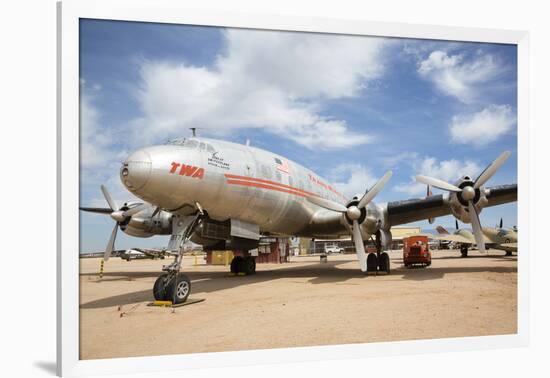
[386,184,517,227]
[498,242,518,252]
[433,234,474,244]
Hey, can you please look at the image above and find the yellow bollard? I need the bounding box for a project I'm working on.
[99,259,104,279]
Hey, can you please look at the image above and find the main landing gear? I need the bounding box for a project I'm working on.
[230,255,256,275]
[460,245,469,258]
[366,231,391,275]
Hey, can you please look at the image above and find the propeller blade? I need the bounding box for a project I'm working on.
[122,203,147,217]
[415,175,462,193]
[100,185,118,211]
[474,151,511,189]
[352,220,367,272]
[499,218,503,229]
[307,195,348,213]
[455,219,459,231]
[358,171,393,209]
[468,201,486,254]
[104,223,118,261]
[79,207,112,214]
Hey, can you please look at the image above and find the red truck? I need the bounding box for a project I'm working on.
[403,236,431,268]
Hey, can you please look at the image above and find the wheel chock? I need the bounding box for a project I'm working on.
[150,300,172,307]
[147,298,205,308]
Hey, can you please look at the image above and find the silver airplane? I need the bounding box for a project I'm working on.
[81,137,517,304]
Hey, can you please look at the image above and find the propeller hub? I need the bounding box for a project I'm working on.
[346,206,361,221]
[110,210,126,223]
[462,186,476,201]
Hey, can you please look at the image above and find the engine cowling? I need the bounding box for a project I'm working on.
[119,202,172,237]
[345,195,387,231]
[448,176,489,223]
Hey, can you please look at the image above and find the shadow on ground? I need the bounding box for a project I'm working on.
[80,257,516,309]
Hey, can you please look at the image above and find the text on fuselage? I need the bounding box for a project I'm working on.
[169,162,204,179]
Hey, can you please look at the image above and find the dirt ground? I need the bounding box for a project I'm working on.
[79,249,517,360]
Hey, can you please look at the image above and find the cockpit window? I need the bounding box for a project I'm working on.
[206,144,216,153]
[165,137,186,146]
[165,138,200,149]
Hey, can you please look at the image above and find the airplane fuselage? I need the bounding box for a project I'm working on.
[121,137,383,239]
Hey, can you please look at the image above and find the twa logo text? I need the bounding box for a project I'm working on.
[169,162,205,179]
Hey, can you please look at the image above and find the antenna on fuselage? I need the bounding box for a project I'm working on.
[190,127,197,137]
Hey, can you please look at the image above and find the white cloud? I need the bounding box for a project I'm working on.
[133,29,388,149]
[328,163,378,199]
[380,151,419,169]
[449,105,515,146]
[80,81,138,207]
[418,50,502,103]
[80,88,114,169]
[394,156,481,196]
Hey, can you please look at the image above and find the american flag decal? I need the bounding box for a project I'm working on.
[275,158,290,173]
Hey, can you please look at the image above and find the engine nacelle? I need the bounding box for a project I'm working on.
[379,229,393,249]
[119,203,173,237]
[343,197,385,236]
[448,176,489,223]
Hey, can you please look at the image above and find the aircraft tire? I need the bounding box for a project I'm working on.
[460,246,468,258]
[230,256,242,274]
[379,252,390,274]
[242,256,256,275]
[165,273,191,304]
[366,253,378,273]
[236,256,255,275]
[153,274,169,301]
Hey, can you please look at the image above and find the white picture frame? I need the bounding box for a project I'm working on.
[57,1,529,376]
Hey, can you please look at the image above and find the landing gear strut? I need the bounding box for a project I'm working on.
[367,231,391,275]
[152,214,202,304]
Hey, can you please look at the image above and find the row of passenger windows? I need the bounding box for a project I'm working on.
[165,138,216,153]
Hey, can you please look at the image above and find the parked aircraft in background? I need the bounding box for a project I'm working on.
[435,219,518,257]
[81,136,517,303]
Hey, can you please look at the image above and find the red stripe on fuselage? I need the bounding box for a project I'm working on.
[224,173,317,197]
[225,179,310,198]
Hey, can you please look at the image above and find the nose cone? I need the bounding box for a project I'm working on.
[121,149,152,192]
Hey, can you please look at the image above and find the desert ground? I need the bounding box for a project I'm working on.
[79,249,517,360]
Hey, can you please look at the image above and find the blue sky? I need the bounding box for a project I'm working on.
[79,19,518,253]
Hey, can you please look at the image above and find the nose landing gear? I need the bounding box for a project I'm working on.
[153,214,202,305]
[153,273,191,304]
